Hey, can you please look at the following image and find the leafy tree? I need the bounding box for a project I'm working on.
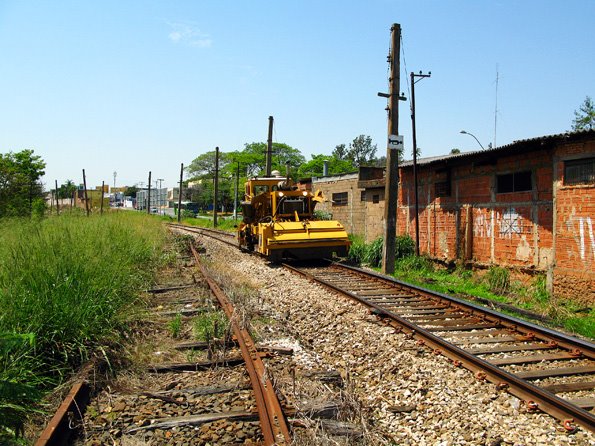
[57,180,77,200]
[228,142,305,178]
[347,135,377,166]
[0,150,46,218]
[332,144,348,160]
[296,154,356,178]
[572,96,595,131]
[186,150,231,180]
[450,148,461,154]
[125,185,139,199]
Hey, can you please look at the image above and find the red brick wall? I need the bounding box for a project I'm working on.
[397,149,555,271]
[552,139,595,303]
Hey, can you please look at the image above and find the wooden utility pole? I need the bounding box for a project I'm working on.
[147,171,152,214]
[100,181,105,215]
[55,179,60,215]
[213,147,219,227]
[266,116,274,177]
[82,169,90,217]
[410,71,431,257]
[177,163,184,223]
[234,161,240,220]
[381,23,401,275]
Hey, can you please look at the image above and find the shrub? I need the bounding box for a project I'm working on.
[364,237,384,267]
[395,235,415,259]
[486,266,510,295]
[347,235,366,264]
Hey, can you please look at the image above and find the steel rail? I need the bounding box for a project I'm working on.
[284,262,595,433]
[189,242,291,445]
[336,262,595,354]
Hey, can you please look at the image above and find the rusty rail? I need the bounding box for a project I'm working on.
[189,241,290,445]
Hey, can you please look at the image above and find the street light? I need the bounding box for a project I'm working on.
[460,130,485,150]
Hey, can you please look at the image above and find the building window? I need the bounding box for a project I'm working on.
[372,194,380,204]
[332,192,348,206]
[435,168,451,196]
[360,191,366,202]
[497,171,532,193]
[565,157,595,185]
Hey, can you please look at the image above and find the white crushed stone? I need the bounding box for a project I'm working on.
[198,235,595,446]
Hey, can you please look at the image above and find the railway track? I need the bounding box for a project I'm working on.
[285,261,595,433]
[37,230,290,445]
[169,223,595,433]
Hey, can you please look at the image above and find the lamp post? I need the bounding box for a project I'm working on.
[460,130,485,150]
[411,71,431,257]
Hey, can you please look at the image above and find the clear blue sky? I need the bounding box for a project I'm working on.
[1,1,593,189]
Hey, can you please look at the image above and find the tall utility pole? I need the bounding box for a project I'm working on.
[100,181,105,215]
[55,179,60,215]
[82,169,90,217]
[213,147,219,227]
[177,163,184,223]
[234,161,240,220]
[147,171,152,214]
[381,23,401,275]
[113,171,117,188]
[410,70,431,257]
[157,178,164,214]
[266,116,274,177]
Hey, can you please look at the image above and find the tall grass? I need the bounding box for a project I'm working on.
[0,213,166,438]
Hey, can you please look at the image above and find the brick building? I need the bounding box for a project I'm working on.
[313,130,595,303]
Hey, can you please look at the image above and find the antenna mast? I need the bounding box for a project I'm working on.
[494,64,499,148]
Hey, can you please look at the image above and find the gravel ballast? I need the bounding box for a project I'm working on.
[199,234,595,446]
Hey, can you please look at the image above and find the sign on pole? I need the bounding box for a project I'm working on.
[388,134,404,150]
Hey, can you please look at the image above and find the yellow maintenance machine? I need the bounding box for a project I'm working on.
[237,171,350,262]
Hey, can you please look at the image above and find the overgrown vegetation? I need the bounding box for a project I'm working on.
[347,235,594,339]
[0,213,166,440]
[193,311,228,342]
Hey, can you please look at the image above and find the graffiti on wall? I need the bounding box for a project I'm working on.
[498,207,523,239]
[473,210,492,238]
[567,216,595,262]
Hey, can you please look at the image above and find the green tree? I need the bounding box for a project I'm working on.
[57,180,77,200]
[332,144,348,160]
[0,150,46,218]
[347,135,377,166]
[296,154,356,178]
[572,96,595,131]
[186,150,231,180]
[229,142,305,178]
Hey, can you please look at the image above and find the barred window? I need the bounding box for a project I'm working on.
[332,192,348,206]
[497,171,532,193]
[565,158,595,185]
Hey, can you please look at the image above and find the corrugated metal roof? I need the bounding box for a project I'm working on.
[400,129,595,168]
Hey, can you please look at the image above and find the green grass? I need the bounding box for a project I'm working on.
[177,214,239,232]
[168,314,183,339]
[0,212,166,439]
[193,311,228,342]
